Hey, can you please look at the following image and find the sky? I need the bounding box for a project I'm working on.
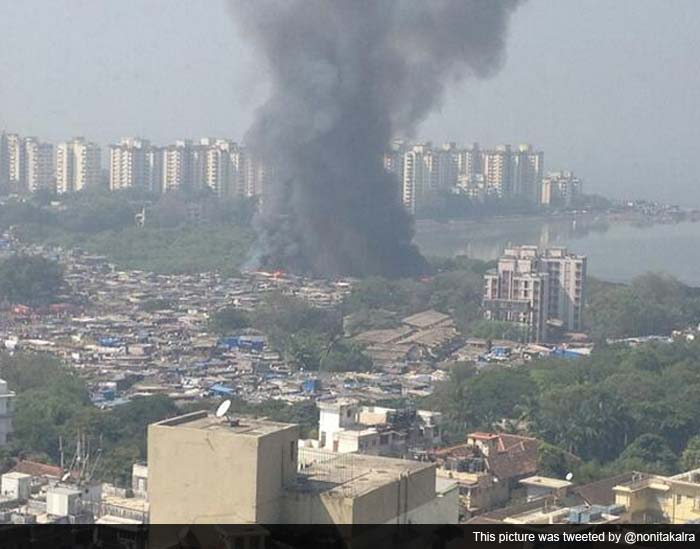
[1,0,699,205]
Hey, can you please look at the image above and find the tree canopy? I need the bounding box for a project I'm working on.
[0,255,64,305]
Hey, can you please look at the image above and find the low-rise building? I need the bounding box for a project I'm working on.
[147,410,458,524]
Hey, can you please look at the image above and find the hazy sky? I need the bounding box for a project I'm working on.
[1,0,699,205]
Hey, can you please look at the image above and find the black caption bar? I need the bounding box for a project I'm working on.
[0,524,699,549]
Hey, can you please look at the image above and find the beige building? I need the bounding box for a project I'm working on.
[541,170,582,207]
[482,145,513,197]
[483,247,550,342]
[24,138,54,193]
[147,410,457,524]
[613,469,700,523]
[483,246,586,342]
[0,379,15,446]
[109,138,161,192]
[56,137,102,193]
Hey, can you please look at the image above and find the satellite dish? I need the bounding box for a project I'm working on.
[565,472,574,481]
[61,472,71,482]
[215,399,232,418]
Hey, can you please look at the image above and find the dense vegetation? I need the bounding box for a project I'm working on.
[2,189,256,274]
[427,339,700,480]
[587,273,700,341]
[0,255,64,305]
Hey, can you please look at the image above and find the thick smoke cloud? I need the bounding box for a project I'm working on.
[230,0,524,278]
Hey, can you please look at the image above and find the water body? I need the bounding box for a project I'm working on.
[415,216,700,285]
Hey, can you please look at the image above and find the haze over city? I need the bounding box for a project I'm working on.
[1,0,699,205]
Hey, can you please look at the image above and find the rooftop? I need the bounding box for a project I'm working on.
[152,410,297,438]
[520,476,573,490]
[294,449,434,499]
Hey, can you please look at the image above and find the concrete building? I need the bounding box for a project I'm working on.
[56,138,102,193]
[6,134,25,189]
[0,132,8,186]
[613,469,700,524]
[512,144,544,204]
[161,140,196,193]
[402,143,435,214]
[315,398,442,457]
[147,410,457,524]
[539,247,587,333]
[109,138,161,192]
[483,246,586,342]
[0,379,15,446]
[483,247,550,342]
[541,170,582,207]
[24,138,54,193]
[482,145,513,197]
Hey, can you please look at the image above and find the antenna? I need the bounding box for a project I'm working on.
[215,399,232,418]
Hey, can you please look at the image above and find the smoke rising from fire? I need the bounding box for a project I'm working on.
[230,0,525,277]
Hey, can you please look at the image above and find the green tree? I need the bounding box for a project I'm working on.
[208,307,251,334]
[616,434,679,475]
[681,436,700,471]
[0,255,64,305]
[320,341,373,373]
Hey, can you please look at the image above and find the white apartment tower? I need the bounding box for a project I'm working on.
[0,132,9,186]
[110,138,161,192]
[0,379,15,447]
[24,138,55,193]
[402,143,435,214]
[482,145,513,197]
[483,247,550,342]
[161,140,195,192]
[6,134,25,189]
[56,138,102,193]
[483,246,587,342]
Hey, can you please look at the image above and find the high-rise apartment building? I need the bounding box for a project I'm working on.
[513,144,544,203]
[161,140,196,193]
[0,379,15,447]
[0,132,9,186]
[6,134,25,189]
[56,138,101,193]
[458,142,482,180]
[483,246,550,342]
[24,138,54,193]
[402,143,435,214]
[541,171,582,208]
[433,142,460,191]
[539,247,587,332]
[109,138,161,192]
[482,145,513,197]
[483,246,587,342]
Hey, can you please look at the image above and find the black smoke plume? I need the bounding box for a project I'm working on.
[230,0,524,278]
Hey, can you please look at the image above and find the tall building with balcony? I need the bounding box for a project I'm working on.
[24,138,55,193]
[402,143,436,214]
[513,144,544,203]
[56,138,102,193]
[541,170,582,207]
[483,246,587,342]
[0,132,9,186]
[109,138,161,192]
[482,145,513,197]
[0,379,15,447]
[483,247,550,342]
[6,134,25,189]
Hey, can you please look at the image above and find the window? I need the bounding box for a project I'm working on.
[676,494,683,504]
